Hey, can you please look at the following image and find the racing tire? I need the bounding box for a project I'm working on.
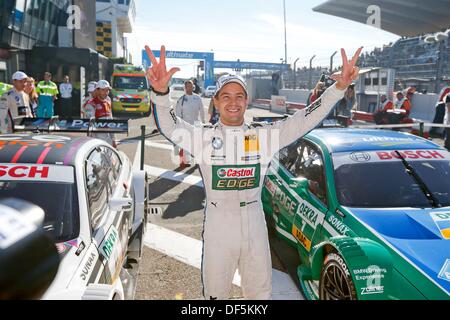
[319,252,357,300]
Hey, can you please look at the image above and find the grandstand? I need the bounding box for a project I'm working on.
[359,35,450,93]
[314,0,450,93]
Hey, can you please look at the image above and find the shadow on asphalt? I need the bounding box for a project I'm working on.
[265,215,303,293]
[164,185,205,219]
[148,165,205,219]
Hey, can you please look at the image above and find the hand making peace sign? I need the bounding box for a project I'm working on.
[145,45,180,93]
[332,47,363,90]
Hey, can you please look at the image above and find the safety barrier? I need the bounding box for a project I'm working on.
[349,122,450,140]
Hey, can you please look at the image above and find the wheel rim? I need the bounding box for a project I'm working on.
[320,262,354,300]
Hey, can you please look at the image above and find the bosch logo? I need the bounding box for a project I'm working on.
[350,152,371,162]
[0,166,49,179]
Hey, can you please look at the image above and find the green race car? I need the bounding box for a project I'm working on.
[262,128,450,300]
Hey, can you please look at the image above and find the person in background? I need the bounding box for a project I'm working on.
[192,78,201,95]
[175,80,205,168]
[385,91,411,124]
[444,93,450,151]
[59,75,73,118]
[0,71,33,133]
[271,72,281,95]
[373,94,394,124]
[336,84,357,118]
[81,81,97,118]
[24,77,38,117]
[36,72,59,118]
[84,80,116,148]
[394,91,411,115]
[405,87,416,102]
[208,98,219,125]
[307,81,326,106]
[430,86,450,136]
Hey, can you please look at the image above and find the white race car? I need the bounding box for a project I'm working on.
[203,86,217,98]
[0,134,149,300]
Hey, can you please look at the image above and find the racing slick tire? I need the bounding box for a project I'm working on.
[319,252,357,300]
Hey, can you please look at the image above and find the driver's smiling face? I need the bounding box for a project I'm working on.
[213,83,248,126]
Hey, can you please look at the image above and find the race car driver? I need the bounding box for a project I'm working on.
[146,45,362,300]
[84,80,117,148]
[81,81,97,118]
[0,71,33,133]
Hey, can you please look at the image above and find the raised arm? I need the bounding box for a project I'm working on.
[270,47,362,149]
[146,45,196,154]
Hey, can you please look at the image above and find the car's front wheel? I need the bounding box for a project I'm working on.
[319,252,357,300]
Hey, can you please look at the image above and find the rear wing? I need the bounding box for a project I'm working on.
[13,117,129,135]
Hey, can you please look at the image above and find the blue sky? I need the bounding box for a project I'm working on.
[127,0,400,77]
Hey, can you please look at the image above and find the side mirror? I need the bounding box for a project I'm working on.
[109,197,133,211]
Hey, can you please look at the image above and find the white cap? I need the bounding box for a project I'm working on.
[95,80,111,90]
[12,71,28,81]
[88,81,97,93]
[214,74,248,97]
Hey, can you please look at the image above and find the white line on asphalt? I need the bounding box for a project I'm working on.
[145,165,204,188]
[133,141,141,171]
[133,140,202,187]
[144,223,303,300]
[145,140,174,151]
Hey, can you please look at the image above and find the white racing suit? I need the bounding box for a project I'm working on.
[0,88,33,133]
[151,84,345,300]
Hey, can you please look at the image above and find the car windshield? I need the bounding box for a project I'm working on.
[333,150,450,208]
[172,86,184,91]
[113,76,148,90]
[207,86,216,91]
[0,165,79,242]
[0,181,79,242]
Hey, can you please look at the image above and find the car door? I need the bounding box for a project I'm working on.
[270,139,305,236]
[85,146,129,285]
[288,140,329,260]
[100,145,133,266]
[84,147,111,285]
